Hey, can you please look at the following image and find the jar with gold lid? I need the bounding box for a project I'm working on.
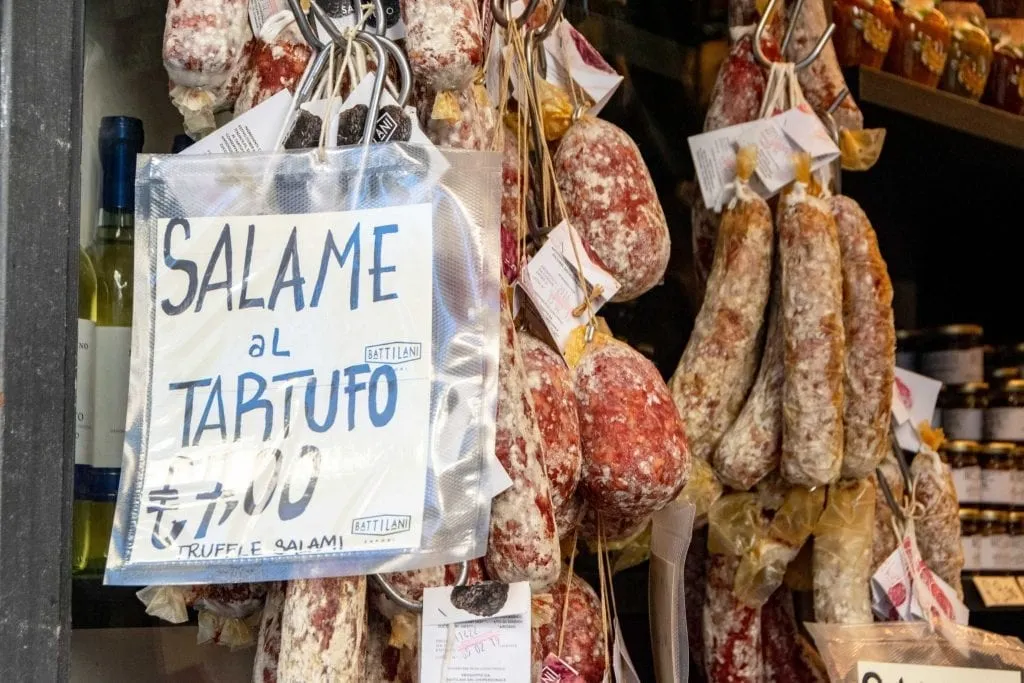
[885,0,953,87]
[985,379,1024,442]
[835,0,899,67]
[960,507,982,572]
[980,441,1017,505]
[942,440,983,502]
[979,507,1012,572]
[940,17,994,98]
[991,366,1022,386]
[941,383,988,441]
[983,19,1024,115]
[920,324,985,384]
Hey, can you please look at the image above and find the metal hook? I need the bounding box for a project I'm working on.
[491,0,542,29]
[352,0,388,37]
[531,0,565,42]
[372,562,471,613]
[753,0,836,71]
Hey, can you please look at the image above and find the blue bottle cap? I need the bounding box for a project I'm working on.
[99,116,145,212]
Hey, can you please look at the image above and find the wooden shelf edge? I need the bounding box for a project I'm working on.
[859,67,1024,151]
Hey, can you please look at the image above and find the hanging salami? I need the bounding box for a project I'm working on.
[234,17,312,117]
[401,0,484,92]
[535,571,608,683]
[911,449,965,599]
[277,577,367,682]
[704,553,763,682]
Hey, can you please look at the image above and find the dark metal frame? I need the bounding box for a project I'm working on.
[0,0,84,679]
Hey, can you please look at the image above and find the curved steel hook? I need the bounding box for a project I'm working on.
[491,0,542,29]
[753,0,835,72]
[372,562,471,613]
[530,0,565,42]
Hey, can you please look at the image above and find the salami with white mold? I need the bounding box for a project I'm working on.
[536,571,608,683]
[253,582,285,683]
[401,0,483,92]
[234,19,311,116]
[554,117,670,302]
[277,577,367,682]
[911,450,965,599]
[704,553,762,682]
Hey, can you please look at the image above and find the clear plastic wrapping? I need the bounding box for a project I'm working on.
[106,145,502,584]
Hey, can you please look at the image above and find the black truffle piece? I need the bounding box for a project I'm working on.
[450,582,509,618]
[284,110,323,150]
[374,105,412,143]
[337,104,370,146]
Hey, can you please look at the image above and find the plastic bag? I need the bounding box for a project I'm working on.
[106,144,502,584]
[813,479,875,624]
[707,493,764,557]
[649,501,697,683]
[808,621,1024,682]
[677,456,723,529]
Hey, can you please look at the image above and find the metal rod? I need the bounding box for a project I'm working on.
[491,0,541,28]
[371,562,471,613]
[794,22,835,71]
[781,0,805,53]
[753,0,781,68]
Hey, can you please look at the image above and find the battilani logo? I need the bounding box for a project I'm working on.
[352,514,413,537]
[365,341,422,364]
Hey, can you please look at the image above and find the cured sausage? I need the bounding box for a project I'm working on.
[685,529,709,679]
[253,582,285,683]
[704,553,762,682]
[234,18,311,116]
[520,332,584,537]
[500,131,524,282]
[785,0,865,131]
[872,452,905,570]
[671,153,773,464]
[277,577,367,682]
[536,571,608,683]
[911,450,965,599]
[187,583,267,619]
[833,195,895,481]
[485,299,561,592]
[813,480,875,624]
[779,177,845,488]
[762,588,828,682]
[427,84,497,151]
[554,117,670,302]
[575,337,690,519]
[579,503,651,546]
[401,0,483,92]
[713,295,784,490]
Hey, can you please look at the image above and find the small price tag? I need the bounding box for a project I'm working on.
[857,661,1021,682]
[891,367,943,452]
[974,576,1024,607]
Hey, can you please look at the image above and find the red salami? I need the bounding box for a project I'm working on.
[377,566,447,606]
[704,553,762,682]
[401,0,483,92]
[554,117,670,302]
[364,607,401,683]
[500,132,524,282]
[444,559,486,586]
[253,582,285,683]
[278,577,366,682]
[536,571,608,683]
[520,332,584,537]
[426,85,497,150]
[485,299,561,592]
[575,338,690,519]
[579,503,651,545]
[162,0,252,90]
[234,21,311,116]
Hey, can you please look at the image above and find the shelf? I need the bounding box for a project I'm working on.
[858,67,1024,151]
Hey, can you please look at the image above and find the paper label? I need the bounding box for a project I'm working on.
[962,534,982,571]
[421,582,531,683]
[981,534,1014,571]
[857,661,1021,682]
[542,21,623,116]
[892,368,943,452]
[973,575,1024,606]
[184,90,292,155]
[943,408,984,441]
[871,533,969,625]
[688,105,840,211]
[1013,469,1024,505]
[985,407,1024,442]
[76,318,97,467]
[920,347,984,385]
[127,203,433,565]
[981,469,1015,505]
[517,221,621,353]
[952,465,982,503]
[93,325,132,469]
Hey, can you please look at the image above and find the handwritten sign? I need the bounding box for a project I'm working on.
[857,661,1021,683]
[125,204,433,567]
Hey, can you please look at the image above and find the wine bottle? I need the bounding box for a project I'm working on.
[87,116,144,573]
[72,248,98,574]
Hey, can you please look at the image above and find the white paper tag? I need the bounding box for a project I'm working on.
[183,90,292,155]
[516,221,621,353]
[542,21,623,115]
[420,582,532,683]
[870,534,969,625]
[973,576,1024,607]
[892,367,943,452]
[688,105,840,211]
[857,661,1021,683]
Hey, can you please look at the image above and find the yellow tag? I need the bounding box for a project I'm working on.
[562,324,613,369]
[536,79,577,142]
[918,420,945,452]
[840,128,886,171]
[431,90,461,124]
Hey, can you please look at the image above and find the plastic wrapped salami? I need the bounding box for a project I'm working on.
[554,117,670,302]
[813,479,875,624]
[536,571,608,683]
[427,84,497,150]
[911,449,965,598]
[137,582,266,625]
[704,553,763,681]
[520,332,583,537]
[500,130,524,282]
[574,335,690,519]
[833,195,895,481]
[401,0,483,92]
[485,298,561,592]
[779,160,845,488]
[278,577,367,682]
[234,14,312,117]
[671,148,773,464]
[253,582,285,683]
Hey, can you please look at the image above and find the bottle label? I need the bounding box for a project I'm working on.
[93,326,132,470]
[920,347,984,384]
[952,465,982,503]
[984,407,1024,442]
[981,468,1015,505]
[76,319,97,466]
[942,408,983,441]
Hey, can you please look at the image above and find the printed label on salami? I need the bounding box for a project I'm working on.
[857,660,1021,682]
[982,469,1015,505]
[985,407,1024,442]
[952,465,982,503]
[943,408,984,441]
[124,204,433,567]
[920,347,984,385]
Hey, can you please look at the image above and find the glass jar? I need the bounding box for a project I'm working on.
[885,0,953,87]
[835,0,899,67]
[979,507,1011,572]
[942,439,983,502]
[981,442,1017,505]
[961,506,982,572]
[1010,510,1024,572]
[919,324,985,384]
[940,17,993,99]
[896,329,921,371]
[941,382,988,441]
[985,379,1024,442]
[983,20,1024,115]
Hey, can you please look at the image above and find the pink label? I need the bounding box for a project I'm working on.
[539,654,585,683]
